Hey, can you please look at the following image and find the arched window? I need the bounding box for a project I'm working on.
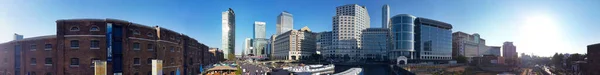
[146,32,154,37]
[90,26,100,31]
[70,26,80,31]
[133,29,140,35]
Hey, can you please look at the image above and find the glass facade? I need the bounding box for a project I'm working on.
[415,25,452,60]
[390,14,416,60]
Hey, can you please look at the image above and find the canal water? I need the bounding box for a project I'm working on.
[333,64,414,75]
[334,64,391,75]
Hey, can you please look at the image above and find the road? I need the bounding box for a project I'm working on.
[240,62,270,75]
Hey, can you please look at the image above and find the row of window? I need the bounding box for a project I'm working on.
[69,40,100,49]
[26,72,53,75]
[29,58,52,65]
[29,44,53,51]
[70,26,100,31]
[66,58,172,67]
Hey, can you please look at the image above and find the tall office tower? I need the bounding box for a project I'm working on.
[243,38,253,56]
[273,26,316,60]
[13,33,23,40]
[452,32,488,58]
[360,28,389,61]
[222,8,235,60]
[317,31,333,58]
[382,4,390,28]
[254,21,266,39]
[502,42,517,65]
[331,4,370,59]
[389,14,416,60]
[277,11,294,36]
[413,17,453,62]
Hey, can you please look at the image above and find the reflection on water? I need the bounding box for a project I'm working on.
[334,64,392,75]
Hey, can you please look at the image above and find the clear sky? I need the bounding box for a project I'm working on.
[1,0,599,56]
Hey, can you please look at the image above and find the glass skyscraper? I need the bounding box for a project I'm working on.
[222,8,235,60]
[389,14,416,60]
[254,21,266,39]
[277,11,294,36]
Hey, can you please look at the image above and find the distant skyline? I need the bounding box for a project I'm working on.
[1,0,599,56]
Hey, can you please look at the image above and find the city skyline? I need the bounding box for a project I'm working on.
[2,0,600,56]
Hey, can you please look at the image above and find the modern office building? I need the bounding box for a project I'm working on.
[277,11,294,36]
[222,8,236,60]
[389,14,453,63]
[488,46,501,56]
[452,32,488,58]
[243,38,252,56]
[0,19,219,75]
[273,26,316,60]
[586,43,600,75]
[360,28,389,61]
[389,14,416,61]
[329,4,370,59]
[413,17,453,62]
[254,21,266,39]
[317,31,333,58]
[13,33,23,40]
[382,4,390,28]
[252,38,268,57]
[502,42,517,65]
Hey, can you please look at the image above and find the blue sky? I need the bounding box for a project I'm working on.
[1,0,599,56]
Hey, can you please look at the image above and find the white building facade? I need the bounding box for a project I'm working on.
[327,4,370,60]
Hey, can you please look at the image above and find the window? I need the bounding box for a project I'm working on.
[90,40,100,49]
[170,58,174,64]
[90,58,99,67]
[44,44,52,50]
[70,40,79,49]
[147,44,154,51]
[90,26,99,31]
[133,43,140,50]
[45,72,52,75]
[70,26,80,31]
[30,58,36,65]
[134,58,140,65]
[30,45,37,51]
[170,47,174,52]
[147,33,154,37]
[147,58,153,65]
[29,72,36,75]
[133,30,140,35]
[70,58,79,66]
[45,58,52,66]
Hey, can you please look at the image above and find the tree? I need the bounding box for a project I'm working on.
[343,54,351,61]
[454,55,468,63]
[310,53,322,62]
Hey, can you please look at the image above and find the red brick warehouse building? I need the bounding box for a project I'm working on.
[0,19,222,75]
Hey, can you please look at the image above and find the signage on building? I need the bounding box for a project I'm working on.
[94,60,107,75]
[152,60,163,75]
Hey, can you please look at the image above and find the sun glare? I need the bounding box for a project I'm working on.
[517,14,566,56]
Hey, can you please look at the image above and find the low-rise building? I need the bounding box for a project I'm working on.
[273,26,316,60]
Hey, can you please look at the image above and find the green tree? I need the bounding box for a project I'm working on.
[454,55,468,63]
